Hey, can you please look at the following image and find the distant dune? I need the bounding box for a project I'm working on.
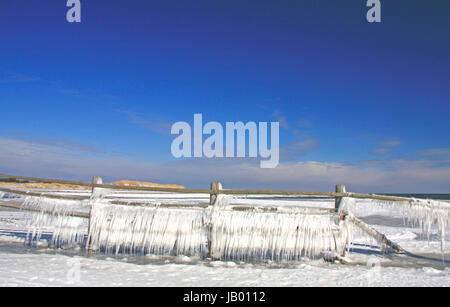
[0,180,185,190]
[0,182,90,190]
[109,180,185,189]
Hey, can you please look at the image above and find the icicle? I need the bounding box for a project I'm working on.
[87,201,208,256]
[400,199,449,251]
[336,212,355,255]
[338,197,356,213]
[210,195,351,261]
[209,209,347,262]
[91,187,113,200]
[22,196,89,247]
[213,194,232,209]
[339,197,449,251]
[86,195,351,262]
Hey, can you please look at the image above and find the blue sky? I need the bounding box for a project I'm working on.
[0,0,449,192]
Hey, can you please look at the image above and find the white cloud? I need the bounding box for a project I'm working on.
[115,110,172,135]
[370,139,403,155]
[280,138,320,161]
[272,110,289,129]
[0,72,40,83]
[0,137,449,193]
[416,148,450,158]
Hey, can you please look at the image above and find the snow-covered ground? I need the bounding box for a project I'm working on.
[0,249,449,287]
[0,191,449,287]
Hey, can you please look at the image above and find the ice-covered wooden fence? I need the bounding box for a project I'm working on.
[0,173,448,262]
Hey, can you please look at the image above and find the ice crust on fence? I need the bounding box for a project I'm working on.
[209,210,349,261]
[86,195,351,261]
[20,186,112,248]
[13,185,450,260]
[22,196,89,247]
[91,187,113,200]
[401,199,450,250]
[87,201,208,255]
[209,195,351,261]
[340,197,450,250]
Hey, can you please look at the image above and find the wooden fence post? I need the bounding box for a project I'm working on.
[91,176,103,190]
[209,181,222,206]
[87,176,103,251]
[335,184,346,212]
[208,181,222,259]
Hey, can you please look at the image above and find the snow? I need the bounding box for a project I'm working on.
[0,191,449,286]
[0,251,448,287]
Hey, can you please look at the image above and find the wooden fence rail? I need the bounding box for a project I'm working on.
[0,173,415,203]
[0,186,86,201]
